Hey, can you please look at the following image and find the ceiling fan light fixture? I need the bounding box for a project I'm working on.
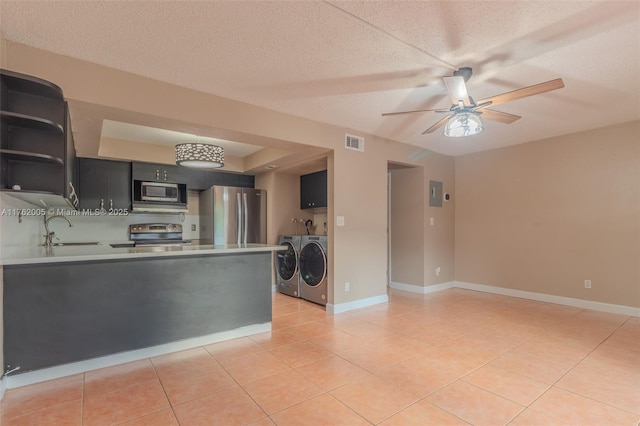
[443,112,484,137]
[175,142,224,168]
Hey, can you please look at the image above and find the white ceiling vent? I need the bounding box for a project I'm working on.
[345,134,364,152]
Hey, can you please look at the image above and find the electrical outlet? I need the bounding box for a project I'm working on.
[191,224,196,232]
[337,216,345,226]
[429,217,435,226]
[435,267,441,276]
[584,279,592,289]
[345,282,350,292]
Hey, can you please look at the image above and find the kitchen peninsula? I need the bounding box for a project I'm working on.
[1,243,284,386]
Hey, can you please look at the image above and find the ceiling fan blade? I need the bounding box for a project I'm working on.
[381,108,443,117]
[443,76,471,106]
[479,109,521,124]
[422,115,452,134]
[477,78,565,107]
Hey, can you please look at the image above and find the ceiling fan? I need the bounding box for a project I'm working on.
[382,67,565,137]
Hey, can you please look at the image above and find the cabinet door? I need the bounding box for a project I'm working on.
[185,169,206,190]
[223,173,254,188]
[78,158,108,210]
[160,164,189,184]
[204,171,225,189]
[131,162,190,184]
[300,170,327,209]
[204,171,254,190]
[106,161,132,210]
[131,162,164,182]
[78,158,131,210]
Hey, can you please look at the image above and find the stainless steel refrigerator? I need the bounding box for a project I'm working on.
[199,186,267,245]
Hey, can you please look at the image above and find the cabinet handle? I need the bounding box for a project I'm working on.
[163,170,167,181]
[156,170,160,180]
[109,199,113,209]
[100,199,104,210]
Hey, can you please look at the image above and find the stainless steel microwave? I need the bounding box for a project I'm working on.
[140,181,180,202]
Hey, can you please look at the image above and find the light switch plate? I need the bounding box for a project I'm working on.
[337,216,345,226]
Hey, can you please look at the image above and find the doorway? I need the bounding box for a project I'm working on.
[387,162,424,289]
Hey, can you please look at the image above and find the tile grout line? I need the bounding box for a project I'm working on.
[395,305,585,425]
[502,312,635,422]
[146,355,185,425]
[80,372,85,425]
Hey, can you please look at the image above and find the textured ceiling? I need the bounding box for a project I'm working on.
[1,1,639,156]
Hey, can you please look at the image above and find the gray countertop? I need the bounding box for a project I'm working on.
[0,243,287,266]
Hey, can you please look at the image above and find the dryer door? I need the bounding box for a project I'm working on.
[299,241,327,286]
[276,241,298,281]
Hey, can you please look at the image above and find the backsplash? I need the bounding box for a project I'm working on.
[313,213,328,235]
[0,194,42,247]
[0,193,200,248]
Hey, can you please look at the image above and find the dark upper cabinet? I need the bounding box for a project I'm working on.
[131,162,191,185]
[0,69,78,208]
[131,161,254,191]
[300,170,327,209]
[205,171,254,189]
[78,158,131,210]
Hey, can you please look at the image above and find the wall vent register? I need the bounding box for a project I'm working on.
[345,133,364,152]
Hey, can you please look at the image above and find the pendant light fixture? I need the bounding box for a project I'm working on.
[175,142,224,168]
[443,112,484,137]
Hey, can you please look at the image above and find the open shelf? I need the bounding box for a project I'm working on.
[0,188,75,209]
[0,70,76,209]
[1,110,64,133]
[0,149,64,165]
[0,69,64,101]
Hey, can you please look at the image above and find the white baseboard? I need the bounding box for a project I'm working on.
[389,281,455,294]
[327,294,389,314]
[454,281,640,317]
[4,322,271,389]
[389,280,639,317]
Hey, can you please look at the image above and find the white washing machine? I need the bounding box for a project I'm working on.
[276,235,301,298]
[299,235,328,306]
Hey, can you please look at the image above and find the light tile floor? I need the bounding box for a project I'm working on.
[1,288,639,425]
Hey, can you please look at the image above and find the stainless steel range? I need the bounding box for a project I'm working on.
[129,223,192,246]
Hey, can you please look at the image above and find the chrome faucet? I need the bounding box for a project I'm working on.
[43,214,73,246]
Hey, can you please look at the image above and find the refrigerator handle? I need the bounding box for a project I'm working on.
[243,192,248,245]
[236,193,242,245]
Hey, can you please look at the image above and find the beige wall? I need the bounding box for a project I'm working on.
[1,34,7,67]
[255,171,313,245]
[455,120,640,307]
[332,139,388,303]
[422,152,456,286]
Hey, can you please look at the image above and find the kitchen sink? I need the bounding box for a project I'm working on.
[109,242,135,248]
[50,242,101,246]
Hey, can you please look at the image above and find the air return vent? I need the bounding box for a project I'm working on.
[345,134,364,152]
